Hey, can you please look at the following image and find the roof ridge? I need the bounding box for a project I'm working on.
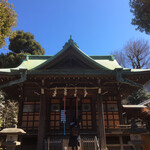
[25,55,53,57]
[25,55,52,60]
[90,55,114,61]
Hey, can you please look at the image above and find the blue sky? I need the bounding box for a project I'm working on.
[6,0,150,55]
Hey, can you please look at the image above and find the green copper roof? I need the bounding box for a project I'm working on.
[19,38,123,71]
[94,59,122,70]
[15,54,122,71]
[0,56,50,73]
[18,55,50,70]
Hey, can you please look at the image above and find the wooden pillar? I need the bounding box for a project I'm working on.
[97,88,107,150]
[119,135,124,150]
[92,96,97,131]
[117,89,124,125]
[17,85,24,128]
[118,97,124,125]
[37,87,47,150]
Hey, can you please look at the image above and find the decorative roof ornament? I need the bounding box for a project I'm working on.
[62,35,79,49]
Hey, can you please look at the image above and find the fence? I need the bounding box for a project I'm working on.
[45,137,62,150]
[45,136,99,150]
[80,136,100,150]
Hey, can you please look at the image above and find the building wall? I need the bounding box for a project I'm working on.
[20,95,121,134]
[141,134,150,150]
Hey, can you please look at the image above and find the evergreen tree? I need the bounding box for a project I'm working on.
[0,53,25,68]
[129,0,150,34]
[9,30,45,55]
[0,30,45,68]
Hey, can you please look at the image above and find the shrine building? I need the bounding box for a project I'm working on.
[0,37,150,150]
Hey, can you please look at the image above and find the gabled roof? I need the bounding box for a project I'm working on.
[0,37,150,90]
[28,37,123,70]
[0,37,150,76]
[0,37,123,73]
[17,54,122,71]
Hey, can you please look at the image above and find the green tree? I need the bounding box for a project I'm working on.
[0,53,25,68]
[129,0,150,34]
[0,0,17,48]
[0,30,45,68]
[9,30,45,55]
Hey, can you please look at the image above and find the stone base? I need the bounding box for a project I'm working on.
[2,141,21,150]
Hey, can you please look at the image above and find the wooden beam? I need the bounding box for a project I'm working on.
[97,89,107,150]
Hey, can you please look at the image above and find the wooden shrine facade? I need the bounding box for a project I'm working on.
[0,38,150,150]
[19,76,122,132]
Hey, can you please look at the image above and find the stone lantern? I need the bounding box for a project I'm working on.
[128,118,147,150]
[0,128,26,150]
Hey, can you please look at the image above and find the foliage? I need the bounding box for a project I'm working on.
[112,39,150,69]
[0,52,25,68]
[9,30,45,55]
[0,0,17,48]
[1,100,18,128]
[0,30,45,68]
[0,91,18,128]
[0,91,4,127]
[127,88,150,104]
[129,0,150,34]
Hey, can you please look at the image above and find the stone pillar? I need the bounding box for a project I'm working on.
[37,88,47,150]
[97,89,107,150]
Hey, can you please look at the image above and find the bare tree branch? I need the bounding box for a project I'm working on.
[112,39,150,69]
[111,50,127,68]
[124,39,150,69]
